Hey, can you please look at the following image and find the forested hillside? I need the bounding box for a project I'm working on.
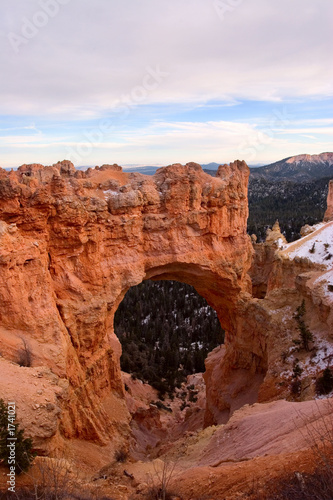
[248,176,330,241]
[114,280,224,396]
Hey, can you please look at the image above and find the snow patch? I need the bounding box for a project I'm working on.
[302,336,333,376]
[280,334,333,383]
[103,189,120,200]
[282,221,333,267]
[313,269,333,301]
[276,237,287,249]
[142,314,151,325]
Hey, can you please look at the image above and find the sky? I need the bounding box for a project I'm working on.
[0,0,332,168]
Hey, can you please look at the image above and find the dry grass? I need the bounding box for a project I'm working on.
[145,460,181,500]
[0,456,115,500]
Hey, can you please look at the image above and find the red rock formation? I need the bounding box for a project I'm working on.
[239,183,333,410]
[0,160,258,448]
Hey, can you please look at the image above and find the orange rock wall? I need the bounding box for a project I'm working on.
[0,160,258,446]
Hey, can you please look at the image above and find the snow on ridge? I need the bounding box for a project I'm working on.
[286,152,333,165]
[281,221,333,268]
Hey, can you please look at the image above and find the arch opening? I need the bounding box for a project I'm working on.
[114,279,225,398]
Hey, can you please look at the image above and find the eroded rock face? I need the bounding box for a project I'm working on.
[240,184,333,412]
[0,160,257,448]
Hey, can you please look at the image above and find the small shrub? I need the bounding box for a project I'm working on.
[291,379,302,395]
[316,367,333,395]
[328,284,333,292]
[146,460,179,500]
[188,390,198,403]
[292,363,303,379]
[0,489,36,499]
[294,301,313,351]
[114,448,128,463]
[17,338,32,367]
[281,351,288,363]
[33,457,74,499]
[309,242,316,253]
[290,362,303,395]
[325,253,332,260]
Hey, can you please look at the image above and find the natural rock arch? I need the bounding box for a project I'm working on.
[0,160,267,448]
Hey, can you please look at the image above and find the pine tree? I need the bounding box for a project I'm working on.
[316,367,333,395]
[295,300,313,351]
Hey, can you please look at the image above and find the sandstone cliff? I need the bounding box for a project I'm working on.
[1,159,332,455]
[0,160,255,450]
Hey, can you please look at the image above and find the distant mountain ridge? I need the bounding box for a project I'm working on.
[250,152,333,181]
[120,162,263,175]
[121,154,333,181]
[124,163,224,175]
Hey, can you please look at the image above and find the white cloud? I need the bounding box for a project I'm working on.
[274,127,333,135]
[1,119,332,167]
[0,0,332,117]
[1,0,332,167]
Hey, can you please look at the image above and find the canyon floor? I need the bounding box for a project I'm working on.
[2,371,332,499]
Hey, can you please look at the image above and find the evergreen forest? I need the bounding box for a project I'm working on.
[114,280,224,396]
[247,176,329,241]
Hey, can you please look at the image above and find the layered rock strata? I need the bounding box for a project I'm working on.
[0,160,258,446]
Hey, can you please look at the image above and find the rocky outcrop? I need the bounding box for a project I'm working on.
[0,160,258,449]
[249,221,287,298]
[239,185,333,410]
